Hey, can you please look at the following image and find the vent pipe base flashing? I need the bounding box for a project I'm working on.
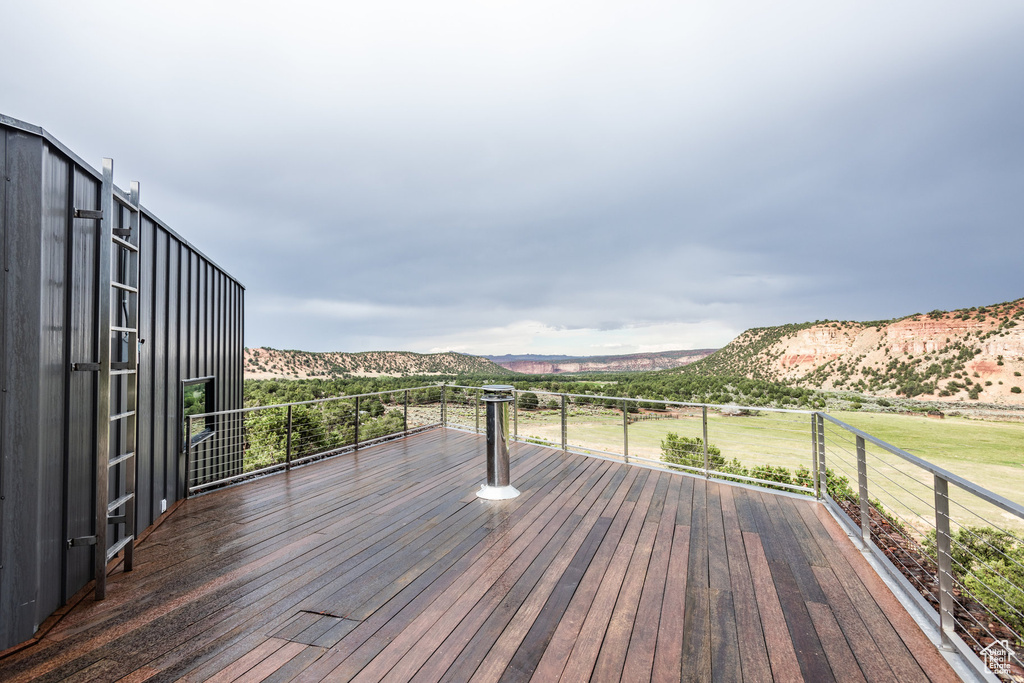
[476,484,521,500]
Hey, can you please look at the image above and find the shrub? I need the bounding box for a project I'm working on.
[923,526,1024,635]
[1012,387,1022,394]
[661,433,722,470]
[518,392,539,410]
[966,559,1024,635]
[823,468,855,501]
[750,464,793,487]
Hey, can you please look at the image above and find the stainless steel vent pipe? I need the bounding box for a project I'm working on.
[477,385,520,500]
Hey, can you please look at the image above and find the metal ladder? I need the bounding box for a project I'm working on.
[71,159,140,600]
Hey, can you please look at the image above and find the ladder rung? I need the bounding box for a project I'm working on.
[112,235,139,252]
[74,208,103,220]
[111,326,137,333]
[73,362,101,372]
[113,228,131,238]
[112,281,138,293]
[109,451,135,468]
[110,410,136,422]
[111,369,137,376]
[106,535,134,562]
[111,361,129,370]
[113,192,140,210]
[107,493,134,514]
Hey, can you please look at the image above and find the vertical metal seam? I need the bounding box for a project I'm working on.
[59,158,76,603]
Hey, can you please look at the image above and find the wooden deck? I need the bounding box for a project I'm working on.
[0,429,958,682]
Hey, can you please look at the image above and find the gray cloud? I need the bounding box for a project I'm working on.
[4,1,1023,353]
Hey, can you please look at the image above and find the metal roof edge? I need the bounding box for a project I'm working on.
[1,112,246,291]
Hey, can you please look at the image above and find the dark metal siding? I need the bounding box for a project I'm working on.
[66,165,100,598]
[0,116,245,651]
[1,129,45,647]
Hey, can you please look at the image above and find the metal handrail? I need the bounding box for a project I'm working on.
[186,385,423,418]
[815,411,1023,679]
[819,412,1024,519]
[445,384,817,415]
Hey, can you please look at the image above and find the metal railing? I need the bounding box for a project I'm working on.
[443,385,819,495]
[185,386,444,494]
[184,383,1023,678]
[817,413,1024,679]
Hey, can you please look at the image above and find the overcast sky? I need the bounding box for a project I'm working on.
[4,2,1023,354]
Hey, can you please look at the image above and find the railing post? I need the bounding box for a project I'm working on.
[856,435,870,544]
[286,405,293,470]
[403,390,409,433]
[816,414,826,496]
[185,415,195,499]
[354,396,360,450]
[475,390,480,434]
[561,395,567,451]
[513,390,519,442]
[934,475,956,650]
[441,387,447,426]
[622,400,629,464]
[811,414,820,499]
[702,405,709,477]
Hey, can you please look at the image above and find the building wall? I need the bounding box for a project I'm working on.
[0,115,245,651]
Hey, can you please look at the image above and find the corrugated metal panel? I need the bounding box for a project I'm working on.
[137,216,155,528]
[0,115,245,651]
[1,129,45,647]
[66,164,100,596]
[39,145,69,615]
[0,127,8,648]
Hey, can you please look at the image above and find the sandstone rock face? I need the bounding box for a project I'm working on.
[493,350,716,375]
[741,299,1024,405]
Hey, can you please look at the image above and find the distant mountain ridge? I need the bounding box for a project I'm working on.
[245,348,512,379]
[486,349,717,374]
[680,298,1024,405]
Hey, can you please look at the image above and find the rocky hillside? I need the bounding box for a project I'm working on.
[487,349,716,374]
[683,299,1024,405]
[245,348,513,379]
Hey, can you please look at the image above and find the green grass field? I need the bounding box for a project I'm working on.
[511,406,1024,534]
[442,399,1023,533]
[827,410,1024,506]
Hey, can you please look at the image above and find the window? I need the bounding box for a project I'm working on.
[182,376,215,449]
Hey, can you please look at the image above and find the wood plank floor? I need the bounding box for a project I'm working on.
[0,429,959,682]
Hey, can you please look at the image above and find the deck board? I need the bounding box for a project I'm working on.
[0,429,959,682]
